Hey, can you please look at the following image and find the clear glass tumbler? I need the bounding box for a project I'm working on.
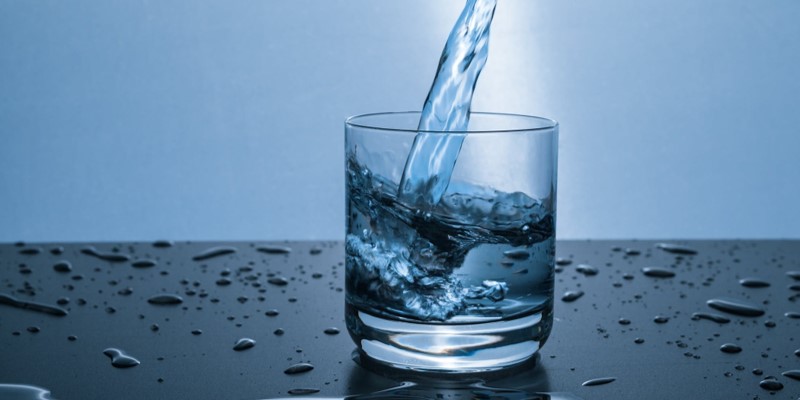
[345,112,558,373]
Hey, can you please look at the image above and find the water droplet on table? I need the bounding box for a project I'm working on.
[81,246,130,262]
[265,309,279,317]
[19,247,43,255]
[720,343,742,354]
[192,246,237,261]
[618,318,631,325]
[739,278,770,288]
[561,290,584,302]
[555,258,572,266]
[0,384,55,400]
[641,267,675,278]
[191,329,202,335]
[288,388,320,395]
[147,294,184,305]
[256,245,292,255]
[782,370,800,381]
[0,293,68,317]
[53,261,72,273]
[575,264,598,276]
[324,327,340,335]
[758,379,783,391]
[656,243,698,255]
[284,363,314,375]
[216,278,232,286]
[233,338,256,351]
[131,260,157,268]
[103,348,140,368]
[653,315,669,324]
[153,240,174,248]
[268,277,289,286]
[706,298,765,317]
[691,312,731,324]
[582,377,616,386]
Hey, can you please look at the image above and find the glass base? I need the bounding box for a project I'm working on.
[346,303,551,374]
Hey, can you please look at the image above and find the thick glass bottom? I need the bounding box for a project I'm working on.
[346,303,552,374]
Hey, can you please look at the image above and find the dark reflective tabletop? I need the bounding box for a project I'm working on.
[1,240,798,399]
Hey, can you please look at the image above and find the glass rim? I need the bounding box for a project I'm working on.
[346,111,558,134]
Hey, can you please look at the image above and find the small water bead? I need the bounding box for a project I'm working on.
[274,328,285,336]
[764,320,776,328]
[786,271,800,280]
[118,287,133,296]
[656,243,698,255]
[739,278,770,288]
[233,338,256,351]
[284,363,314,375]
[324,327,340,335]
[152,240,174,248]
[268,277,289,286]
[706,298,765,317]
[561,290,584,302]
[575,264,598,276]
[753,369,764,376]
[789,284,800,291]
[216,278,232,286]
[81,246,130,262]
[555,258,572,266]
[19,247,43,255]
[503,249,530,260]
[785,312,800,319]
[720,343,742,354]
[310,248,323,255]
[265,309,279,317]
[56,297,70,305]
[691,312,731,324]
[624,248,640,256]
[192,246,237,261]
[641,267,675,278]
[0,293,69,317]
[653,315,669,324]
[27,326,40,333]
[795,349,800,357]
[53,261,73,273]
[618,318,631,325]
[147,294,184,305]
[67,335,77,341]
[131,260,157,268]
[288,388,320,395]
[256,245,292,254]
[51,246,64,255]
[151,324,160,332]
[581,377,616,387]
[782,370,800,381]
[622,273,634,280]
[758,379,783,391]
[103,348,141,368]
[634,338,645,344]
[191,329,203,335]
[0,384,55,400]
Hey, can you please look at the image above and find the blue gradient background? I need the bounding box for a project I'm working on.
[1,0,798,242]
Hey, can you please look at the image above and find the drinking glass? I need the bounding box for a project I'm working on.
[345,112,558,373]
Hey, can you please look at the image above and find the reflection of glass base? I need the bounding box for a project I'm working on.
[346,303,551,374]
